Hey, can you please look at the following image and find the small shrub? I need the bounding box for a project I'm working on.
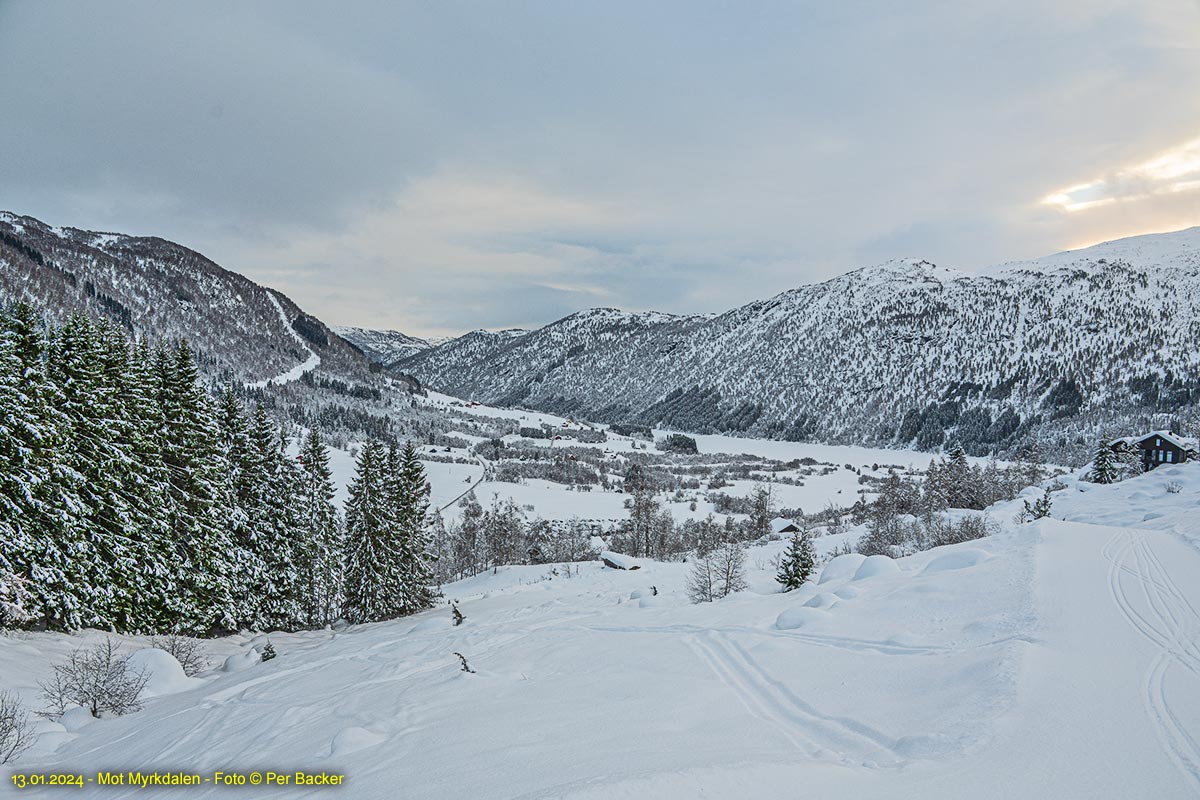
[0,691,35,763]
[150,635,211,677]
[260,641,277,662]
[1166,481,1182,494]
[40,639,149,719]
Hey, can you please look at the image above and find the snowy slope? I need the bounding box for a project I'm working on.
[332,325,431,367]
[398,229,1200,461]
[0,211,370,387]
[6,466,1200,798]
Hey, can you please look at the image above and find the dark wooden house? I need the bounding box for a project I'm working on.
[1110,430,1197,471]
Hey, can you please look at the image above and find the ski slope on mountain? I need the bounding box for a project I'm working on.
[6,466,1200,798]
[245,292,321,389]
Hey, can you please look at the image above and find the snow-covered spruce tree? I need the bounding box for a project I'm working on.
[0,310,70,629]
[776,532,817,591]
[247,405,303,629]
[945,444,977,508]
[112,336,176,632]
[1089,440,1119,484]
[215,387,268,630]
[391,441,436,615]
[343,440,397,623]
[154,340,237,633]
[296,428,343,627]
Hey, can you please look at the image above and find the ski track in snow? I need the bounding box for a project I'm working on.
[245,292,321,389]
[1104,529,1200,790]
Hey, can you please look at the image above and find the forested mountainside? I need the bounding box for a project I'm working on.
[396,228,1200,462]
[0,211,371,387]
[0,211,435,447]
[332,325,431,367]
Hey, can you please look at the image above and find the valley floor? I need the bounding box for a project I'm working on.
[6,463,1200,798]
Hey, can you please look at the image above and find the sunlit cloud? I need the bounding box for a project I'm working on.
[1042,135,1200,212]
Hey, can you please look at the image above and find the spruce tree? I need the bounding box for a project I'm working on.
[247,406,302,629]
[343,440,396,623]
[156,340,237,633]
[1090,440,1119,484]
[296,428,343,626]
[776,532,817,591]
[394,442,436,614]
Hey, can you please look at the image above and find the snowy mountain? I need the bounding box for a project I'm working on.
[332,326,431,367]
[396,228,1200,460]
[0,211,372,388]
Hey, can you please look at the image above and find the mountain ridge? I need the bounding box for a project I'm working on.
[391,227,1200,461]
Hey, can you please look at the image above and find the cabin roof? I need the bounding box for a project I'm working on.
[1135,430,1197,451]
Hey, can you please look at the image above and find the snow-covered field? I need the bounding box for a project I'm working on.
[5,460,1200,797]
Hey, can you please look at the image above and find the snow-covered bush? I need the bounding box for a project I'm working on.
[149,635,211,677]
[0,691,35,763]
[39,639,149,719]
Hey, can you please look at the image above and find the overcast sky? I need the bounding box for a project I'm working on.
[1,1,1198,337]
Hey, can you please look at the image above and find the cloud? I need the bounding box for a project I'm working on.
[1,1,1198,336]
[1042,136,1200,212]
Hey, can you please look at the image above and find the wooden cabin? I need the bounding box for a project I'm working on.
[1110,430,1197,471]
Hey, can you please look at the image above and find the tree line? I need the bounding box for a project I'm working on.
[0,304,435,635]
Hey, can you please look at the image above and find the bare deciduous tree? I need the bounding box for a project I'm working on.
[0,692,35,763]
[39,639,149,719]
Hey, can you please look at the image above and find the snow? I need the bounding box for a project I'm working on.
[124,649,205,697]
[599,550,640,570]
[851,554,900,580]
[818,552,867,583]
[244,292,321,389]
[5,465,1200,797]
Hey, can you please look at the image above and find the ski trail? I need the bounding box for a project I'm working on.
[684,632,820,756]
[1105,529,1200,791]
[686,631,900,765]
[245,292,321,389]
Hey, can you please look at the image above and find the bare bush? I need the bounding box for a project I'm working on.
[149,635,211,677]
[40,639,148,719]
[1166,481,1182,494]
[0,692,35,763]
[688,541,747,603]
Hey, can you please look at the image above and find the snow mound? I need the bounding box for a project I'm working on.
[126,648,205,697]
[922,549,990,574]
[803,593,840,609]
[852,555,899,580]
[59,706,96,732]
[638,596,670,608]
[775,606,827,630]
[818,553,867,584]
[834,586,860,600]
[330,726,386,756]
[629,588,655,600]
[221,650,261,673]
